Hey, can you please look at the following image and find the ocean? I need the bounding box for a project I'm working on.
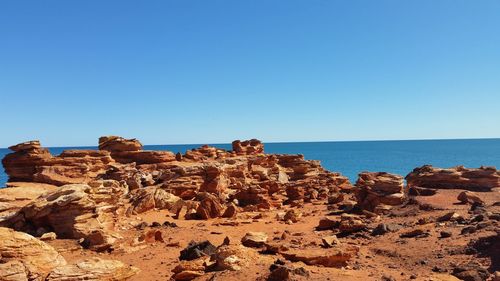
[1,138,500,187]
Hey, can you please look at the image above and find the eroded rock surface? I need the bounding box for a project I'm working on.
[406,165,500,191]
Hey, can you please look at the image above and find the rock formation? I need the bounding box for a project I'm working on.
[0,227,138,280]
[2,136,499,280]
[355,172,406,213]
[1,181,128,251]
[406,165,500,191]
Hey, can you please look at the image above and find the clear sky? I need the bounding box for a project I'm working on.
[1,1,499,147]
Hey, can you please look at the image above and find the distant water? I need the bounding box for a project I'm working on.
[1,139,500,187]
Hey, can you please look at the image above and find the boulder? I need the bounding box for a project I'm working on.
[355,172,405,212]
[457,191,485,205]
[241,232,268,248]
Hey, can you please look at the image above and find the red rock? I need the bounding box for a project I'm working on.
[232,139,264,155]
[98,136,142,152]
[406,165,500,191]
[355,172,405,212]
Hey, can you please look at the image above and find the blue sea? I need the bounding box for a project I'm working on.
[1,139,500,187]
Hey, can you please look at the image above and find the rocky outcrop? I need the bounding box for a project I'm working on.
[99,136,176,164]
[0,227,66,280]
[232,139,264,155]
[355,172,406,212]
[2,136,353,223]
[0,227,138,281]
[406,165,500,191]
[2,141,115,185]
[1,181,128,251]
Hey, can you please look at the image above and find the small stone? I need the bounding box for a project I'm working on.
[440,231,452,238]
[241,232,268,248]
[40,232,57,241]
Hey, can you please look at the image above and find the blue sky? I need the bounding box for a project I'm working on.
[0,1,499,147]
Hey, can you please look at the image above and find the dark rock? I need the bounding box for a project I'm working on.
[400,229,428,238]
[461,226,477,235]
[163,221,178,228]
[452,263,489,281]
[179,240,217,261]
[440,231,452,238]
[150,221,161,227]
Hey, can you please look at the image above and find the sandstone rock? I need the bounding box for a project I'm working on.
[2,141,114,185]
[457,191,485,205]
[40,232,57,241]
[316,217,340,231]
[127,187,182,214]
[2,181,127,251]
[232,139,264,155]
[0,227,67,280]
[283,209,302,223]
[241,232,268,248]
[437,212,464,222]
[211,245,250,271]
[321,235,340,248]
[196,192,224,219]
[282,247,357,267]
[355,172,405,212]
[172,259,206,281]
[98,136,142,152]
[406,165,500,191]
[46,258,139,280]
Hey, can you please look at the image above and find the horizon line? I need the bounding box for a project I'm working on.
[1,136,499,150]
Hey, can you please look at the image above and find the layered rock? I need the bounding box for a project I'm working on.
[406,165,500,191]
[2,142,115,185]
[355,172,406,212]
[0,227,138,281]
[1,181,128,251]
[99,136,176,164]
[0,227,66,280]
[2,137,353,222]
[232,139,264,155]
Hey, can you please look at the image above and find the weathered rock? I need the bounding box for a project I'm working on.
[211,245,250,271]
[232,139,264,155]
[457,191,485,205]
[0,227,67,280]
[98,136,142,152]
[283,209,302,223]
[46,258,139,280]
[241,232,268,248]
[355,172,405,212]
[321,235,340,248]
[196,192,224,219]
[281,247,357,267]
[127,187,182,214]
[179,241,217,261]
[172,259,206,281]
[406,165,500,191]
[1,181,127,251]
[316,217,340,231]
[2,141,115,185]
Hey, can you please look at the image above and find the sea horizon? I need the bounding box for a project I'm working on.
[2,136,499,150]
[2,138,500,187]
